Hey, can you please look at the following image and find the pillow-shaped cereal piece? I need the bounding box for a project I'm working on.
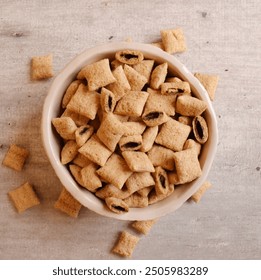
[72,153,92,168]
[112,231,139,257]
[69,164,85,187]
[160,81,191,95]
[97,153,133,189]
[119,135,143,151]
[31,54,53,80]
[8,182,40,213]
[132,219,158,235]
[81,163,102,192]
[52,117,77,140]
[183,139,201,156]
[178,116,192,126]
[176,95,207,117]
[140,126,158,152]
[191,181,211,203]
[122,121,146,136]
[78,134,112,166]
[61,109,89,127]
[147,145,175,170]
[96,184,130,200]
[142,111,169,127]
[100,88,116,113]
[54,187,82,218]
[114,91,149,117]
[148,184,174,205]
[78,58,116,91]
[97,113,127,151]
[155,118,191,151]
[125,172,155,194]
[62,80,82,108]
[137,186,154,197]
[110,59,124,70]
[192,115,209,144]
[75,125,94,147]
[2,144,29,171]
[122,151,155,172]
[168,171,180,185]
[123,65,147,91]
[132,60,154,82]
[194,73,219,101]
[106,65,131,101]
[150,62,168,89]
[115,49,144,65]
[67,84,100,120]
[143,88,176,117]
[105,197,129,214]
[160,28,187,54]
[61,140,78,164]
[153,166,170,196]
[123,193,148,208]
[173,149,202,184]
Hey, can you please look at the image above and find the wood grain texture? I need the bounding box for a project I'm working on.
[0,0,260,259]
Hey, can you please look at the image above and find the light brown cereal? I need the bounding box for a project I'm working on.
[142,111,169,127]
[132,219,158,235]
[137,186,154,197]
[61,109,89,127]
[168,172,179,185]
[150,62,168,89]
[62,80,82,108]
[151,41,164,50]
[125,172,155,194]
[2,144,29,171]
[81,163,102,192]
[115,49,144,65]
[132,60,154,82]
[75,125,94,147]
[160,81,190,95]
[114,90,149,117]
[155,118,191,151]
[149,184,174,205]
[176,95,207,117]
[123,64,147,91]
[54,187,82,218]
[153,166,170,195]
[191,181,212,203]
[8,182,40,213]
[95,184,130,200]
[123,193,148,208]
[178,116,192,126]
[119,134,143,151]
[105,197,129,214]
[112,231,139,257]
[78,134,112,166]
[69,164,84,187]
[194,73,219,101]
[160,28,187,54]
[77,58,116,91]
[52,117,77,140]
[147,145,175,171]
[122,121,146,136]
[97,153,133,189]
[72,153,92,168]
[173,149,202,184]
[192,115,209,144]
[61,140,78,165]
[140,126,159,152]
[122,151,155,172]
[31,54,53,80]
[100,88,116,113]
[67,84,100,120]
[183,139,201,156]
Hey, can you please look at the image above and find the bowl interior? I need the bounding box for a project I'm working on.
[41,42,218,221]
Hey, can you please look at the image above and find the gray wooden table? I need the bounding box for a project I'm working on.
[0,0,260,259]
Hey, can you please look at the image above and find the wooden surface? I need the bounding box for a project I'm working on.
[0,0,260,260]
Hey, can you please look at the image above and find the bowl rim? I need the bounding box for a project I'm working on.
[41,42,218,220]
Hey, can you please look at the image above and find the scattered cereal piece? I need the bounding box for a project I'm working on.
[191,181,212,203]
[54,187,82,218]
[31,54,53,80]
[112,231,139,257]
[132,219,158,235]
[160,28,187,54]
[194,73,219,101]
[8,182,40,213]
[2,144,29,171]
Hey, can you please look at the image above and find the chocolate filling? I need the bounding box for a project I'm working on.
[121,53,139,60]
[112,205,127,212]
[108,95,112,110]
[79,127,89,135]
[196,119,204,139]
[159,174,166,188]
[144,111,162,120]
[123,142,140,149]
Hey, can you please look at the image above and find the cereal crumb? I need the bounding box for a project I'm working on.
[201,12,207,18]
[256,167,260,171]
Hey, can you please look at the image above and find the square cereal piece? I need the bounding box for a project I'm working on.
[31,54,53,80]
[114,91,149,117]
[96,153,133,189]
[122,151,155,172]
[132,60,155,83]
[2,144,29,171]
[194,73,219,101]
[78,134,112,166]
[191,181,211,203]
[155,118,191,151]
[160,28,187,54]
[8,182,40,213]
[77,58,116,91]
[132,219,158,235]
[173,149,202,184]
[67,84,100,120]
[54,187,82,218]
[112,231,139,257]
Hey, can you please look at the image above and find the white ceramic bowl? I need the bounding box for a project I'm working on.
[41,42,218,221]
